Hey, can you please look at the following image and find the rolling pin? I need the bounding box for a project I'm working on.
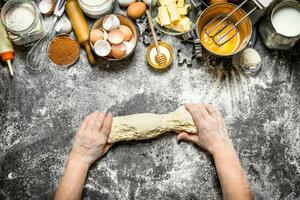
[65,0,95,64]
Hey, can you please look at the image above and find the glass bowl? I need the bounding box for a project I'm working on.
[48,34,80,68]
[149,0,203,36]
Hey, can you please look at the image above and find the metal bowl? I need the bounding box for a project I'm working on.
[90,14,138,61]
[149,0,203,36]
[197,2,252,56]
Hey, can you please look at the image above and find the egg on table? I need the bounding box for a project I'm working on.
[127,2,146,20]
[119,25,133,41]
[111,43,127,59]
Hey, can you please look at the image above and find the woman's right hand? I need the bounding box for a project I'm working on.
[177,104,233,155]
[69,112,113,167]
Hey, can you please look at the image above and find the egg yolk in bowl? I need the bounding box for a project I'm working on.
[200,17,240,56]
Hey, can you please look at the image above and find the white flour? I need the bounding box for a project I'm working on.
[5,3,35,31]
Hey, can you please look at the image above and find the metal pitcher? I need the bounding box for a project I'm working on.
[259,0,300,50]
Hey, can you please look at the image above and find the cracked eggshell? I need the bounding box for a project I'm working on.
[90,29,104,44]
[39,0,55,16]
[100,28,108,41]
[94,40,111,57]
[103,15,120,31]
[119,25,133,41]
[108,29,125,45]
[55,16,72,34]
[123,42,134,54]
[111,43,127,59]
[90,29,108,44]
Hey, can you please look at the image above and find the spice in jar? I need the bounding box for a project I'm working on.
[48,35,80,67]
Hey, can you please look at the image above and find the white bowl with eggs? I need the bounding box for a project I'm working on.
[89,14,138,61]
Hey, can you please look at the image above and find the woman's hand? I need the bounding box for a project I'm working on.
[177,104,232,155]
[69,112,113,167]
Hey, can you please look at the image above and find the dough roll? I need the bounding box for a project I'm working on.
[108,106,197,143]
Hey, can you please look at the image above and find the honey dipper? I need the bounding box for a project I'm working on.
[146,10,167,66]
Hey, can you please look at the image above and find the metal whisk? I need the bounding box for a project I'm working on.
[204,0,272,47]
[26,0,66,72]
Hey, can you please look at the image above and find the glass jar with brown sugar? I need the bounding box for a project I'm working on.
[48,34,80,67]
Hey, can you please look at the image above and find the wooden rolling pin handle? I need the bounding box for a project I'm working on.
[83,41,95,65]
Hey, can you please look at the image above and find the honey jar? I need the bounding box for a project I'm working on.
[146,41,173,70]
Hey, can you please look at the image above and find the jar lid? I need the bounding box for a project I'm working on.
[146,41,173,70]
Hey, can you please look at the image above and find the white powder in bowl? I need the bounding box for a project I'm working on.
[5,2,35,31]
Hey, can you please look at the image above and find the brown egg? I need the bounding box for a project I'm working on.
[119,25,133,41]
[111,43,127,59]
[208,0,227,5]
[90,29,104,44]
[108,29,125,45]
[127,2,146,20]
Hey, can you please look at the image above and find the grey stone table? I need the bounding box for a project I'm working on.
[0,7,300,200]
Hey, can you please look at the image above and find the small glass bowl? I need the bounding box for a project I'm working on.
[48,34,80,68]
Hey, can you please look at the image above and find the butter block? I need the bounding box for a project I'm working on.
[177,4,191,15]
[177,0,185,7]
[159,0,175,6]
[158,6,171,26]
[171,16,192,32]
[167,2,180,22]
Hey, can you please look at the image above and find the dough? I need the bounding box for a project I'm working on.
[108,106,197,143]
[232,48,261,70]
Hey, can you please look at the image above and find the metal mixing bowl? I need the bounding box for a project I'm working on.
[197,2,252,56]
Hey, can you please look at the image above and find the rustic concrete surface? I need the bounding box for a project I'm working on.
[0,3,300,200]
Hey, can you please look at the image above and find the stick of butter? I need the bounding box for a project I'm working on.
[171,16,192,32]
[178,4,191,15]
[158,6,171,26]
[177,0,185,7]
[159,0,176,6]
[167,2,180,22]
